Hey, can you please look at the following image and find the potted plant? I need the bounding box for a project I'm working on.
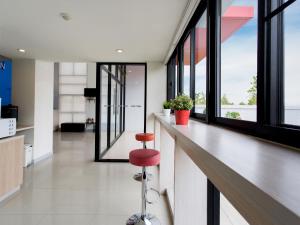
[170,94,193,125]
[162,100,172,116]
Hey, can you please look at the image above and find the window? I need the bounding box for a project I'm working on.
[220,0,258,121]
[166,0,300,148]
[183,35,191,96]
[283,0,300,126]
[195,10,207,114]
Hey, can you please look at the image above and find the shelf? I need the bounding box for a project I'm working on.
[16,125,34,132]
[59,94,84,96]
[59,83,86,85]
[59,75,87,77]
[60,111,85,113]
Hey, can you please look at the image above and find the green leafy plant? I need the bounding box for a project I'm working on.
[163,101,172,109]
[170,94,193,111]
[225,111,241,120]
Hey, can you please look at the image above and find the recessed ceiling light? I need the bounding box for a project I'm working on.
[128,70,132,73]
[17,48,26,53]
[116,49,123,53]
[60,12,72,21]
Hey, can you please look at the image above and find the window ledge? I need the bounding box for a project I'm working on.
[154,113,300,225]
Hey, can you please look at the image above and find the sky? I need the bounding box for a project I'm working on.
[184,0,300,107]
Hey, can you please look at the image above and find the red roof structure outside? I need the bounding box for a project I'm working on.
[184,6,254,65]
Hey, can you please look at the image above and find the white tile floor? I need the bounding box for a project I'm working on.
[0,132,172,225]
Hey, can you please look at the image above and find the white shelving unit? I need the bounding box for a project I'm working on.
[59,63,87,126]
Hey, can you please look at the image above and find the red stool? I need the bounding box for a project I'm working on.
[127,149,161,225]
[134,133,155,182]
[135,133,155,148]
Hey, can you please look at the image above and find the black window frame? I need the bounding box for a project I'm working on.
[166,0,300,149]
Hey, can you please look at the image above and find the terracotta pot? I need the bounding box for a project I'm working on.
[175,110,190,125]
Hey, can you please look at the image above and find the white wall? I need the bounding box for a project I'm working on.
[146,62,166,134]
[12,59,36,144]
[87,62,96,88]
[125,66,145,132]
[33,60,54,161]
[12,59,35,125]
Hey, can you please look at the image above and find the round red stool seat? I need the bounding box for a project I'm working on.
[135,133,154,142]
[129,149,160,167]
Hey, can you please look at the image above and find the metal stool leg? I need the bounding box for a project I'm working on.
[127,167,160,225]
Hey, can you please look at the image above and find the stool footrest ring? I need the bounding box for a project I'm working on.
[146,188,160,205]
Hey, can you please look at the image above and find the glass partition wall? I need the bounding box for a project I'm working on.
[95,63,146,162]
[95,64,126,161]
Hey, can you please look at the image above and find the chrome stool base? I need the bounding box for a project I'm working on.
[133,173,153,182]
[126,213,160,225]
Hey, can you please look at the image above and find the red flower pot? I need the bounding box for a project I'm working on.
[175,110,190,125]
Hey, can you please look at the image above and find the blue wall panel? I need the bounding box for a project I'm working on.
[0,60,12,106]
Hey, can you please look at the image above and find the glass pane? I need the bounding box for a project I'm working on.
[220,0,257,121]
[60,62,73,75]
[284,0,300,126]
[195,10,207,114]
[220,193,250,225]
[110,79,116,143]
[74,63,87,75]
[116,83,121,137]
[183,35,191,96]
[100,68,108,152]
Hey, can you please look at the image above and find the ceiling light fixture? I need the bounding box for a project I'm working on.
[17,48,26,53]
[60,12,72,21]
[128,70,132,73]
[116,49,123,53]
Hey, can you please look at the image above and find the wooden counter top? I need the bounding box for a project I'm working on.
[154,113,300,225]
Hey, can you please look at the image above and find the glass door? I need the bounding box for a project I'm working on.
[95,64,126,161]
[95,63,146,162]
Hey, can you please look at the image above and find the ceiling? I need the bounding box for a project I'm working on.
[0,0,190,62]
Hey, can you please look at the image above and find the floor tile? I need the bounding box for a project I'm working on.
[0,132,172,224]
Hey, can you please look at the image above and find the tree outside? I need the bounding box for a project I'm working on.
[221,94,233,105]
[247,75,257,105]
[195,91,206,105]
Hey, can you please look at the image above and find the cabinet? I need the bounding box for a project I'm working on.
[0,136,24,200]
[0,60,12,106]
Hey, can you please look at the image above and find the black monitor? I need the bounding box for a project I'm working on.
[84,88,96,98]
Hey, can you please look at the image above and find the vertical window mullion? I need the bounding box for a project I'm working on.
[179,45,184,94]
[207,0,220,123]
[257,0,266,126]
[191,28,196,114]
[267,0,284,126]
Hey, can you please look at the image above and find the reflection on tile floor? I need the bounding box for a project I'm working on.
[0,132,171,225]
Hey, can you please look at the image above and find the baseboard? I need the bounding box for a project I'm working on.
[0,186,20,203]
[33,152,53,164]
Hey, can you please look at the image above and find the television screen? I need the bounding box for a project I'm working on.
[84,88,96,97]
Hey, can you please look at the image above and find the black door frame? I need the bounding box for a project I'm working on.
[95,62,147,162]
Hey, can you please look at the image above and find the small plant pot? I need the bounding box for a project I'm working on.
[163,109,171,116]
[175,110,190,125]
